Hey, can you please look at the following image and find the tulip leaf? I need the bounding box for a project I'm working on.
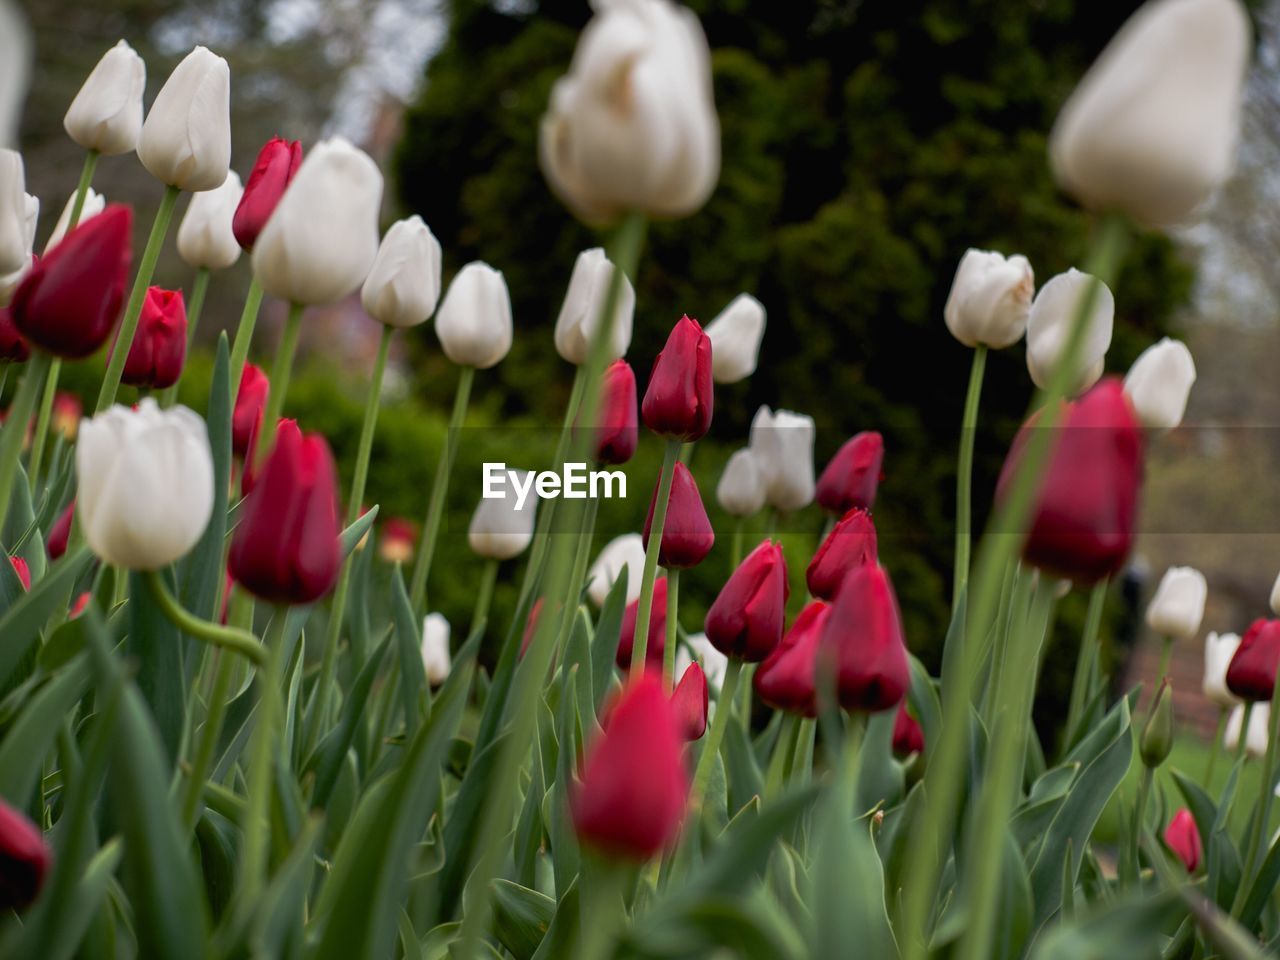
[1029,891,1186,960]
[0,651,89,808]
[549,664,581,892]
[490,880,555,960]
[591,569,629,714]
[529,876,579,960]
[0,544,90,690]
[626,888,808,960]
[721,701,764,815]
[391,565,426,735]
[307,631,391,809]
[907,655,942,755]
[856,709,904,813]
[127,567,186,761]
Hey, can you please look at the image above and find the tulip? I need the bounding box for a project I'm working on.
[671,661,708,741]
[1204,632,1242,708]
[704,293,766,383]
[47,499,73,560]
[421,612,451,685]
[642,461,714,569]
[716,448,765,519]
[1124,337,1196,431]
[539,0,719,224]
[76,399,214,570]
[361,215,443,329]
[754,600,830,717]
[0,306,28,361]
[137,46,231,192]
[749,405,815,512]
[594,359,638,465]
[1145,566,1207,640]
[69,592,91,619]
[252,138,383,306]
[8,555,28,590]
[587,532,646,606]
[176,171,242,270]
[232,362,269,458]
[573,675,689,859]
[0,149,29,275]
[1025,269,1114,396]
[468,469,537,560]
[433,262,514,369]
[1049,0,1250,228]
[1164,808,1202,873]
[52,392,81,439]
[642,315,713,442]
[1226,618,1280,703]
[616,576,668,672]
[520,597,545,658]
[10,204,132,358]
[998,378,1142,583]
[63,40,146,156]
[119,286,186,389]
[45,187,104,253]
[893,703,925,757]
[228,419,341,604]
[0,797,49,912]
[1141,679,1175,768]
[806,507,879,601]
[233,137,303,251]
[676,631,729,693]
[1224,702,1269,758]
[379,518,417,566]
[943,249,1035,350]
[0,2,30,149]
[0,187,35,307]
[704,539,788,661]
[820,564,911,713]
[1272,570,1280,618]
[553,247,635,365]
[816,431,884,515]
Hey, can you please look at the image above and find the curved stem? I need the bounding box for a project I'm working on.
[251,302,305,467]
[179,650,237,830]
[160,267,210,408]
[954,345,987,604]
[630,440,680,682]
[228,276,265,400]
[144,569,265,666]
[0,351,51,543]
[689,658,743,815]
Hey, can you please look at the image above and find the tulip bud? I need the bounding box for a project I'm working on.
[944,249,1035,349]
[137,46,231,192]
[704,293,766,383]
[587,533,646,607]
[671,662,708,741]
[176,171,242,270]
[816,431,884,515]
[52,392,81,439]
[1225,702,1269,758]
[893,703,925,757]
[806,508,879,601]
[676,631,729,693]
[539,0,719,224]
[704,540,788,661]
[616,577,668,672]
[716,448,765,518]
[643,461,714,569]
[749,405,815,512]
[47,499,73,560]
[754,600,830,718]
[45,187,104,253]
[1145,566,1207,641]
[228,419,341,604]
[233,137,303,251]
[1164,808,1202,873]
[1025,269,1114,396]
[572,675,689,860]
[11,204,132,358]
[232,362,269,458]
[421,612,451,685]
[0,149,29,275]
[1141,680,1175,768]
[119,286,186,389]
[820,564,911,713]
[0,797,50,912]
[1049,0,1250,228]
[553,248,635,365]
[1124,337,1196,431]
[8,555,29,591]
[361,216,442,329]
[0,306,28,361]
[1226,618,1280,703]
[434,262,514,369]
[379,518,417,566]
[641,315,713,442]
[594,359,638,465]
[77,399,214,570]
[0,186,36,307]
[468,469,537,560]
[63,40,146,156]
[1203,632,1242,709]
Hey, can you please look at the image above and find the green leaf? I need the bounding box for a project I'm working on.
[391,565,426,736]
[181,333,231,624]
[0,545,92,687]
[549,665,581,893]
[529,877,579,960]
[591,570,629,715]
[491,880,555,960]
[0,652,89,808]
[127,567,186,760]
[1030,892,1186,960]
[1238,832,1280,929]
[812,797,895,960]
[306,632,391,808]
[856,709,904,813]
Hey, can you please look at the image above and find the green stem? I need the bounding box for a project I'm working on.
[67,150,99,229]
[1232,668,1280,916]
[573,855,628,960]
[159,267,210,408]
[689,658,744,815]
[179,650,237,830]
[1205,707,1227,788]
[0,351,52,543]
[144,570,265,666]
[1065,579,1108,746]
[630,440,680,682]
[251,302,305,467]
[96,184,181,413]
[228,276,265,400]
[470,558,500,635]
[238,607,288,905]
[663,569,680,690]
[1233,701,1255,770]
[763,713,801,800]
[26,358,59,489]
[1124,766,1154,887]
[1157,637,1174,687]
[731,518,745,569]
[954,344,987,604]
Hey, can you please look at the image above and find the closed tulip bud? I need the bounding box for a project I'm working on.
[1124,338,1196,431]
[572,675,689,860]
[1204,632,1242,708]
[806,508,879,601]
[119,286,186,389]
[0,306,28,361]
[1225,701,1269,758]
[671,662,708,741]
[539,0,719,224]
[421,612,451,685]
[379,518,417,566]
[233,137,303,251]
[45,187,104,253]
[176,171,242,270]
[232,362,269,458]
[749,406,815,512]
[1145,566,1207,640]
[676,631,729,693]
[943,249,1035,349]
[554,247,635,365]
[0,797,49,912]
[0,188,35,307]
[1164,808,1202,873]
[594,359,638,465]
[1049,0,1249,228]
[641,315,713,441]
[468,469,537,560]
[361,216,442,329]
[754,600,830,718]
[77,399,214,570]
[1226,619,1280,702]
[1026,269,1114,396]
[716,448,765,518]
[893,703,925,757]
[643,461,714,569]
[616,576,668,672]
[434,262,514,369]
[137,46,230,191]
[816,431,884,515]
[63,40,145,155]
[0,149,29,274]
[11,204,132,358]
[47,499,73,560]
[820,564,911,713]
[1141,680,1175,768]
[704,293,766,383]
[8,555,29,590]
[587,532,645,607]
[704,540,788,661]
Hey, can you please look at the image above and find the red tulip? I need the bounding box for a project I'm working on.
[1226,618,1280,702]
[52,392,82,439]
[820,564,910,713]
[119,286,186,389]
[521,597,545,658]
[671,661,708,741]
[379,517,417,565]
[594,359,638,465]
[704,539,788,661]
[69,592,91,619]
[616,577,667,671]
[754,600,830,717]
[232,137,304,251]
[228,419,341,605]
[997,378,1143,583]
[1164,808,1202,872]
[8,556,29,591]
[0,305,30,362]
[572,675,688,860]
[816,431,884,514]
[641,315,713,442]
[892,703,924,756]
[11,205,132,358]
[47,500,74,560]
[0,798,49,911]
[643,462,714,569]
[233,362,270,458]
[806,507,878,601]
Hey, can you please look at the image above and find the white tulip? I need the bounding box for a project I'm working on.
[44,187,105,253]
[1049,0,1250,228]
[1025,268,1114,395]
[434,262,513,369]
[1204,632,1242,709]
[705,293,766,383]
[176,171,242,271]
[252,137,384,306]
[468,469,537,560]
[944,249,1035,349]
[137,46,231,192]
[1123,337,1196,431]
[63,40,146,156]
[587,533,646,607]
[749,406,815,512]
[1271,570,1280,617]
[1145,566,1207,640]
[421,612,451,685]
[539,0,719,223]
[1225,702,1269,759]
[76,399,214,570]
[676,631,729,693]
[0,188,35,306]
[0,1,31,149]
[716,447,766,518]
[0,149,30,274]
[361,216,443,329]
[553,248,635,365]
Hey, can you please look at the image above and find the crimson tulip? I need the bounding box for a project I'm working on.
[1164,808,1202,872]
[594,359,638,465]
[1226,618,1280,702]
[816,431,884,514]
[233,362,270,458]
[615,577,667,671]
[232,137,303,251]
[47,500,74,560]
[0,305,30,362]
[671,661,708,741]
[892,703,924,756]
[820,564,910,713]
[754,600,830,717]
[0,797,49,912]
[641,315,713,441]
[643,462,714,569]
[120,286,186,389]
[704,539,788,661]
[806,507,878,600]
[8,556,29,591]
